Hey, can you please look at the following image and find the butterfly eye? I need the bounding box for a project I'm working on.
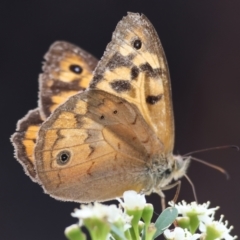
[133,39,142,50]
[164,168,172,177]
[57,151,71,165]
[69,64,83,74]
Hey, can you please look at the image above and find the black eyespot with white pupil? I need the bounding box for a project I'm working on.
[133,39,142,50]
[57,151,71,165]
[69,64,83,74]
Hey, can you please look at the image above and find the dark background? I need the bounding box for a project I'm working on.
[1,1,240,239]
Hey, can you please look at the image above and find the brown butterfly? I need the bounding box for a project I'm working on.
[12,13,190,207]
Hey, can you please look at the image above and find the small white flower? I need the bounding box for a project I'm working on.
[164,227,201,240]
[169,201,219,224]
[199,215,237,240]
[72,203,120,222]
[117,190,146,210]
[72,202,131,230]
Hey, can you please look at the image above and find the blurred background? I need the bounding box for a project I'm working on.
[1,0,240,239]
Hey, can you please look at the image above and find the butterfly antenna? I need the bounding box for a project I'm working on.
[190,156,230,179]
[184,174,198,203]
[184,145,239,156]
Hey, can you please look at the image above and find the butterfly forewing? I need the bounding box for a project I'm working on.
[39,41,98,118]
[90,12,174,154]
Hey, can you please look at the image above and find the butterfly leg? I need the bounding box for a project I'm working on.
[154,190,166,210]
[170,181,181,205]
[157,181,181,210]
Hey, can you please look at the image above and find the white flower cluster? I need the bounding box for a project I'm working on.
[70,191,148,240]
[165,201,237,240]
[72,202,132,230]
[199,215,236,240]
[65,192,237,240]
[169,201,219,224]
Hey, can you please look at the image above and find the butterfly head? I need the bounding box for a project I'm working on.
[151,153,190,191]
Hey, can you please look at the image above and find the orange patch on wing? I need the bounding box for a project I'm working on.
[22,125,40,164]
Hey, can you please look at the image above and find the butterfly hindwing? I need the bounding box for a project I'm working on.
[35,89,164,202]
[11,109,43,181]
[90,12,174,154]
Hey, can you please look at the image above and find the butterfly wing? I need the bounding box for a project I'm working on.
[11,109,43,181]
[35,89,163,202]
[39,41,98,118]
[11,41,98,181]
[90,12,174,154]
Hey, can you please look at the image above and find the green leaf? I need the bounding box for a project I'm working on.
[153,207,178,239]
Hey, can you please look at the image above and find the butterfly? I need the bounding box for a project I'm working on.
[11,12,190,208]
